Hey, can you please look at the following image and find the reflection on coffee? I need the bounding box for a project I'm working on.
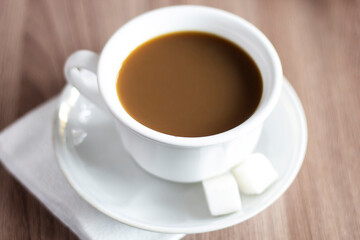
[116,31,262,137]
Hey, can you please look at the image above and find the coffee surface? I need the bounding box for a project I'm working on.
[117,31,262,137]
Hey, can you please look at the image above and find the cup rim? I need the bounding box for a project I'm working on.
[98,5,283,148]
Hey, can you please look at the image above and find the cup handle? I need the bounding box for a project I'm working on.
[64,50,108,110]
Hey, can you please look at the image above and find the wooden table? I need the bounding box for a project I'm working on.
[1,0,359,239]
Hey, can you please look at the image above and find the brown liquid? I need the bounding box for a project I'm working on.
[117,31,262,137]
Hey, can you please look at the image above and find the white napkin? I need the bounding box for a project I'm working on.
[0,98,185,240]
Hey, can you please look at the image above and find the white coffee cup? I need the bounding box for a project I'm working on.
[64,5,282,183]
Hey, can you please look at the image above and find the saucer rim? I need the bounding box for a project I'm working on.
[53,77,308,234]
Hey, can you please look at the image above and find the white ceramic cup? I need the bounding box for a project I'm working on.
[64,5,283,183]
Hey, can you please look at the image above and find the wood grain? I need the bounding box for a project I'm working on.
[0,0,359,239]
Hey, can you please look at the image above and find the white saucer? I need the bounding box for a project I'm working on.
[54,78,307,234]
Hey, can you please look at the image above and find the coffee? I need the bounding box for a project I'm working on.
[116,31,262,137]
